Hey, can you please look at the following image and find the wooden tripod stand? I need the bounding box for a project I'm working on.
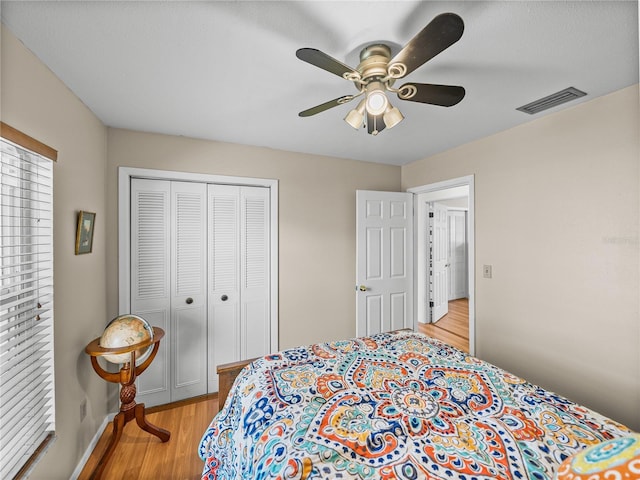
[85,327,170,479]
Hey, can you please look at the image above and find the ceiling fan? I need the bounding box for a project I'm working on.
[296,13,466,135]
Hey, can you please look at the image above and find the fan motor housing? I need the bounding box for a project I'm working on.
[357,44,392,82]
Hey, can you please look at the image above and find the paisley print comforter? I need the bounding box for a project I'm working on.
[199,331,631,479]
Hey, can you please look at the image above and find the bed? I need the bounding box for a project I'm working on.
[199,330,632,479]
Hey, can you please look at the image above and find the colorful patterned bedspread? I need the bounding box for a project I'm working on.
[199,331,631,479]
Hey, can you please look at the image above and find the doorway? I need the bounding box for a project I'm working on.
[408,176,475,355]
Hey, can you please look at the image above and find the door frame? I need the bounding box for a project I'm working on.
[118,166,279,353]
[408,175,475,355]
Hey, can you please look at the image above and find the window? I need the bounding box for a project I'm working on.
[0,123,56,479]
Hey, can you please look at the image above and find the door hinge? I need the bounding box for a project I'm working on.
[428,212,434,218]
[429,301,434,308]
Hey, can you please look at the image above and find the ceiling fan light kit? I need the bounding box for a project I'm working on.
[383,105,404,129]
[296,13,466,136]
[344,99,366,129]
[365,85,389,116]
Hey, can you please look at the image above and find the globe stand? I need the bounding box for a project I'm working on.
[85,327,170,479]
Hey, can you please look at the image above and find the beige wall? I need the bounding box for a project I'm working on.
[105,129,401,350]
[402,85,640,431]
[1,26,109,478]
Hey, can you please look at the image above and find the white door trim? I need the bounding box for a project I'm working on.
[118,166,279,353]
[408,175,475,355]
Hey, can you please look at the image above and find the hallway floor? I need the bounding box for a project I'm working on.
[418,298,469,352]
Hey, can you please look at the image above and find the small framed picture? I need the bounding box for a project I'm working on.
[75,211,96,255]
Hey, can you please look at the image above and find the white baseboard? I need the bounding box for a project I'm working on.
[70,413,115,480]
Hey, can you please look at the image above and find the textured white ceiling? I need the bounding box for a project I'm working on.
[2,1,638,165]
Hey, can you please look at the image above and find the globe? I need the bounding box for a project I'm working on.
[100,314,154,364]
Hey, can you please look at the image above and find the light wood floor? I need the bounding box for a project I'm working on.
[418,298,469,352]
[79,395,218,480]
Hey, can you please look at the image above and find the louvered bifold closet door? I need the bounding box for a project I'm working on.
[0,140,54,479]
[207,185,269,392]
[170,181,207,401]
[240,186,270,359]
[131,179,208,405]
[207,185,240,393]
[130,178,171,406]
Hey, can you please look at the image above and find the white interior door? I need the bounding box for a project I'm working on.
[208,184,239,393]
[239,187,270,359]
[170,181,207,401]
[356,190,413,337]
[448,210,468,300]
[208,185,270,392]
[131,178,171,406]
[131,179,208,405]
[431,202,449,322]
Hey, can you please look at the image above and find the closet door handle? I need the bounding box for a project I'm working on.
[221,295,228,301]
[185,297,193,304]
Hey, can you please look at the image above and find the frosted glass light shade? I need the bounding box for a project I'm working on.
[365,90,388,116]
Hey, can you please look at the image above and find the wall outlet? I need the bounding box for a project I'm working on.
[80,398,87,422]
[483,264,492,279]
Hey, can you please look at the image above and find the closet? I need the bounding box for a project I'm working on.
[128,177,271,406]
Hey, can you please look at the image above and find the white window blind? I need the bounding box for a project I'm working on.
[0,137,55,479]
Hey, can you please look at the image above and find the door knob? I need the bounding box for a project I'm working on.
[358,285,367,292]
[221,294,228,301]
[185,297,193,304]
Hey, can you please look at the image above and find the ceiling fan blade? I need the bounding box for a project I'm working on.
[367,112,386,135]
[299,95,354,117]
[296,48,357,78]
[389,13,464,78]
[397,83,465,107]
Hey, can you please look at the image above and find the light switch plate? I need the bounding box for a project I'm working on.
[483,264,492,278]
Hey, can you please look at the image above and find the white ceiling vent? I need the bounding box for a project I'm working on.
[516,87,587,115]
